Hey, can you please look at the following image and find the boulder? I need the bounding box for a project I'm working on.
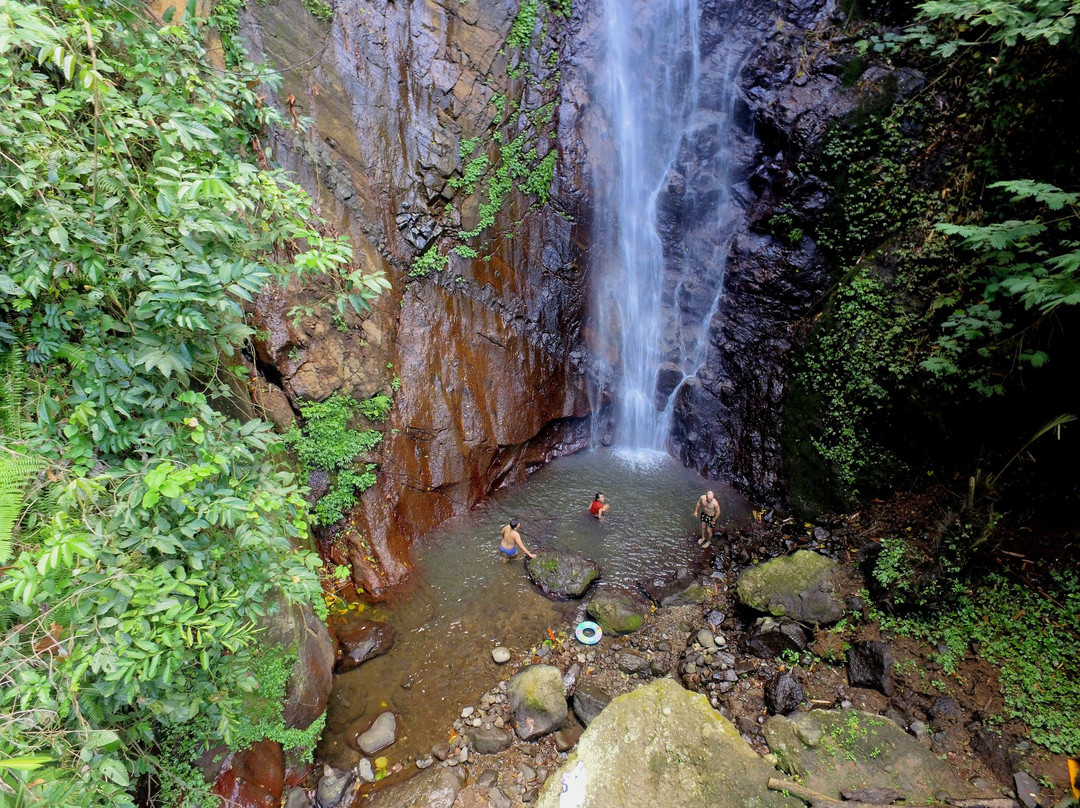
[764,709,970,802]
[846,640,894,696]
[316,765,355,808]
[572,682,611,727]
[259,596,335,732]
[211,739,285,808]
[586,588,649,635]
[765,672,805,715]
[334,619,396,672]
[748,627,805,660]
[526,551,601,599]
[507,665,567,740]
[353,711,397,755]
[737,551,845,624]
[464,725,515,755]
[365,767,463,808]
[536,678,799,808]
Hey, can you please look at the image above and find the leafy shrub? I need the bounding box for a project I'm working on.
[0,0,386,803]
[283,395,383,526]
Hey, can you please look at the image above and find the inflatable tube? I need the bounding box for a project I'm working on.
[574,620,602,645]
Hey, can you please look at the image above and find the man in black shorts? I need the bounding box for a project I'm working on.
[693,490,721,548]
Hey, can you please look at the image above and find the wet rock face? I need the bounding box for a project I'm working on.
[662,0,858,500]
[241,0,594,595]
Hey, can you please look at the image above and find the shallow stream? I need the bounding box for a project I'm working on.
[317,447,750,768]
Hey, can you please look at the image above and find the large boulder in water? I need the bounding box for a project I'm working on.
[737,550,845,625]
[526,551,601,599]
[334,619,395,671]
[536,678,800,808]
[764,709,970,802]
[507,664,567,740]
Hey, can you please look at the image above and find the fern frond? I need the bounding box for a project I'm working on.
[0,450,46,564]
[0,348,28,439]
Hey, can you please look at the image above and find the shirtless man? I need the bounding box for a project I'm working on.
[694,490,721,548]
[499,519,535,562]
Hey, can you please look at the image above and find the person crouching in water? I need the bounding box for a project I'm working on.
[589,492,610,520]
[500,519,535,561]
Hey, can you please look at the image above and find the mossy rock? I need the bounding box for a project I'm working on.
[537,678,800,808]
[586,588,649,635]
[764,709,971,802]
[507,664,567,740]
[526,551,601,600]
[737,550,844,625]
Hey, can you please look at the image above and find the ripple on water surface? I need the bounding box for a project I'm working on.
[317,447,748,769]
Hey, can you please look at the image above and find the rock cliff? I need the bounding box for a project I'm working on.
[241,0,594,595]
[239,0,885,591]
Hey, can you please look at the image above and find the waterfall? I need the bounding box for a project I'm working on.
[594,0,740,453]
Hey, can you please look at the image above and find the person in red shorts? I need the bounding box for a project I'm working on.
[589,492,610,520]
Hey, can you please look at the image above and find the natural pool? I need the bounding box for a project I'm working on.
[317,447,750,768]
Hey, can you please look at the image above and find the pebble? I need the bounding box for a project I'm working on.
[357,757,375,783]
[696,629,717,649]
[416,757,433,769]
[492,647,511,664]
[461,706,474,718]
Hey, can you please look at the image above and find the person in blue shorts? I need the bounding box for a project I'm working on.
[499,519,535,562]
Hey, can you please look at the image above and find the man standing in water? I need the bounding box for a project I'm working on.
[694,490,721,548]
[499,519,535,561]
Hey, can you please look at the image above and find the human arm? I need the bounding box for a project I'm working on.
[516,534,536,559]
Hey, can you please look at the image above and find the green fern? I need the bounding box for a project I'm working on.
[0,451,44,563]
[0,348,28,439]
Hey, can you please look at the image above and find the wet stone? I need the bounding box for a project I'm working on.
[316,766,354,808]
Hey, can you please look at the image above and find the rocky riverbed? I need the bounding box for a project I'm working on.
[292,492,1075,808]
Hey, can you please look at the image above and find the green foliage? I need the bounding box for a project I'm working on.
[0,347,27,439]
[880,572,1080,754]
[520,148,558,204]
[452,244,479,259]
[283,395,382,526]
[924,180,1080,391]
[447,153,490,194]
[767,212,805,246]
[796,271,921,498]
[918,0,1080,49]
[0,450,44,564]
[301,0,334,22]
[208,0,246,66]
[0,0,388,803]
[229,645,327,755]
[459,137,482,160]
[409,245,449,277]
[815,114,933,262]
[545,0,572,16]
[358,394,393,422]
[508,0,540,49]
[872,527,970,610]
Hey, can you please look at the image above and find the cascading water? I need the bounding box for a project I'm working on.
[594,0,742,452]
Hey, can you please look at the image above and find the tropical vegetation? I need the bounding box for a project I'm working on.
[0,0,387,804]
